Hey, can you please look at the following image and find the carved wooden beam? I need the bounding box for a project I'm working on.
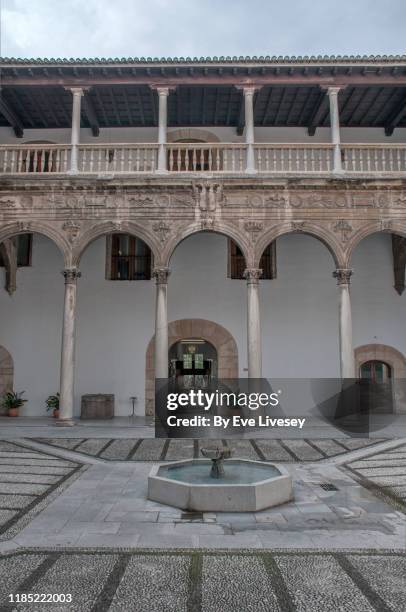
[392,234,406,295]
[0,95,24,137]
[385,90,406,136]
[0,239,17,295]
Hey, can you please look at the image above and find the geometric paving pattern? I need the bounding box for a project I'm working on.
[345,443,406,512]
[32,437,387,462]
[0,441,84,540]
[0,549,404,611]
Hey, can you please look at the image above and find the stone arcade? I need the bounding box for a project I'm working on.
[0,55,406,421]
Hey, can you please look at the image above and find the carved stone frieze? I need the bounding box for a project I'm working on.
[290,221,306,232]
[193,182,223,212]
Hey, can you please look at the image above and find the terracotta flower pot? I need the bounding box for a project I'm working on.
[8,407,19,417]
[53,409,60,418]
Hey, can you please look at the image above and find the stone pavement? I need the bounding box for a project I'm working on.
[0,549,404,611]
[345,442,406,512]
[3,439,403,551]
[0,441,84,541]
[29,436,387,462]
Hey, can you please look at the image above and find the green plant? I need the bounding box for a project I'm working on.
[1,391,27,410]
[46,393,60,411]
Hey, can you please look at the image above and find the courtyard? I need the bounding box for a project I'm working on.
[0,425,404,611]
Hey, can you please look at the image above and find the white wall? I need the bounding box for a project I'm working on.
[0,231,405,416]
[1,125,405,145]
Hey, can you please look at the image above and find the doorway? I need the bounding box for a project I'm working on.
[359,360,393,413]
[169,338,218,390]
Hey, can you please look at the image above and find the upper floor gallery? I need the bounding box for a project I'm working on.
[0,55,405,178]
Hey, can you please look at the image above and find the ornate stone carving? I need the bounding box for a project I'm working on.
[62,268,81,284]
[333,220,353,243]
[244,221,263,243]
[380,219,393,231]
[201,217,214,230]
[152,267,170,284]
[291,221,305,232]
[152,221,171,243]
[193,182,223,212]
[62,220,81,243]
[243,268,263,283]
[0,198,16,209]
[333,268,353,285]
[17,221,31,232]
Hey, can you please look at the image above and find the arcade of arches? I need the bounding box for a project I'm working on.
[1,224,406,420]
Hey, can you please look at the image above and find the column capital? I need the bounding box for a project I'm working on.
[153,267,170,284]
[62,268,81,284]
[66,87,85,96]
[327,86,341,97]
[333,268,353,285]
[244,268,262,284]
[150,85,174,96]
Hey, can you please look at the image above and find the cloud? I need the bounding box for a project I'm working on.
[1,0,405,59]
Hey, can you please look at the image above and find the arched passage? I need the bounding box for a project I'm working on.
[145,318,239,415]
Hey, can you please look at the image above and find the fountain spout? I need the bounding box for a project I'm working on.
[200,446,232,478]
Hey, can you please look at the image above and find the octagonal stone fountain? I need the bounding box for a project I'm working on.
[148,446,293,512]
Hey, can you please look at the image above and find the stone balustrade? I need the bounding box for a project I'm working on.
[1,142,405,175]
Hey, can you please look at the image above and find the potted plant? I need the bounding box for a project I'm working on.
[1,391,27,417]
[46,393,60,418]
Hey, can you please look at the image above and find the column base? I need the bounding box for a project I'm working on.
[55,418,76,427]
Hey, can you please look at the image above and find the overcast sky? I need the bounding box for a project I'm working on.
[1,0,405,59]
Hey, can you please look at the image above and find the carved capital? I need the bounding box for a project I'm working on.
[244,268,263,284]
[152,267,170,285]
[333,268,353,286]
[62,268,81,284]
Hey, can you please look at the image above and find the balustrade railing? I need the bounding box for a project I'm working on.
[0,143,405,175]
[166,143,246,173]
[0,144,70,174]
[342,145,406,173]
[254,144,333,173]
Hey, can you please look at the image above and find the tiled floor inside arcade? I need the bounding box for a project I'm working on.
[0,434,404,611]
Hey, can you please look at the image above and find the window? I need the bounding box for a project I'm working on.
[0,234,32,267]
[228,239,276,280]
[108,234,152,280]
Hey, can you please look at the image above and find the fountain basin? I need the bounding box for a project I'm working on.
[148,459,293,512]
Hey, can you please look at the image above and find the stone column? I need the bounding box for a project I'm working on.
[69,88,83,174]
[243,87,257,174]
[333,268,354,379]
[153,267,170,380]
[57,268,81,426]
[157,87,170,173]
[328,87,342,173]
[244,268,262,378]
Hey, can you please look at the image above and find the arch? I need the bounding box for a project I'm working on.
[0,223,70,267]
[254,223,344,268]
[167,128,221,143]
[346,221,406,267]
[162,223,252,267]
[355,344,406,414]
[72,221,161,267]
[0,346,13,414]
[145,318,239,415]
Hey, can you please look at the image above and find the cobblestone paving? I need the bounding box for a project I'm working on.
[0,441,83,540]
[345,443,406,511]
[32,437,386,462]
[0,549,403,611]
